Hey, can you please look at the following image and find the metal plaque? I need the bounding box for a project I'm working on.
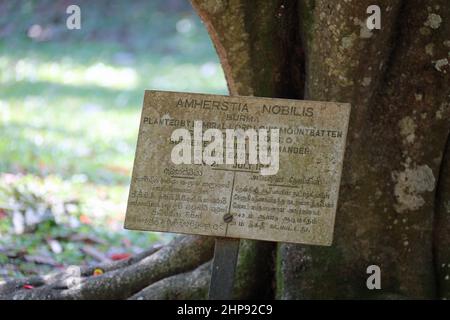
[124,90,350,245]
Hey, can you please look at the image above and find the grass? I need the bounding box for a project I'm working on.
[0,40,226,184]
[0,0,227,278]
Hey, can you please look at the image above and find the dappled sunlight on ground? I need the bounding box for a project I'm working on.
[0,0,226,279]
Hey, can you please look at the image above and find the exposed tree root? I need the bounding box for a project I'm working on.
[129,262,211,300]
[0,235,214,300]
[0,244,163,297]
[127,240,278,300]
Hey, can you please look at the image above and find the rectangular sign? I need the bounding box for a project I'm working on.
[124,90,350,245]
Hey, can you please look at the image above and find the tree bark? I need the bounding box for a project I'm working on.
[191,0,450,299]
[435,135,450,300]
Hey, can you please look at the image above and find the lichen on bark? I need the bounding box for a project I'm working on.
[192,0,450,299]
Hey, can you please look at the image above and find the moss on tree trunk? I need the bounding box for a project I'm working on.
[192,0,450,299]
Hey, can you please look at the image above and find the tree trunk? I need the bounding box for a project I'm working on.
[2,0,449,300]
[191,0,450,300]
